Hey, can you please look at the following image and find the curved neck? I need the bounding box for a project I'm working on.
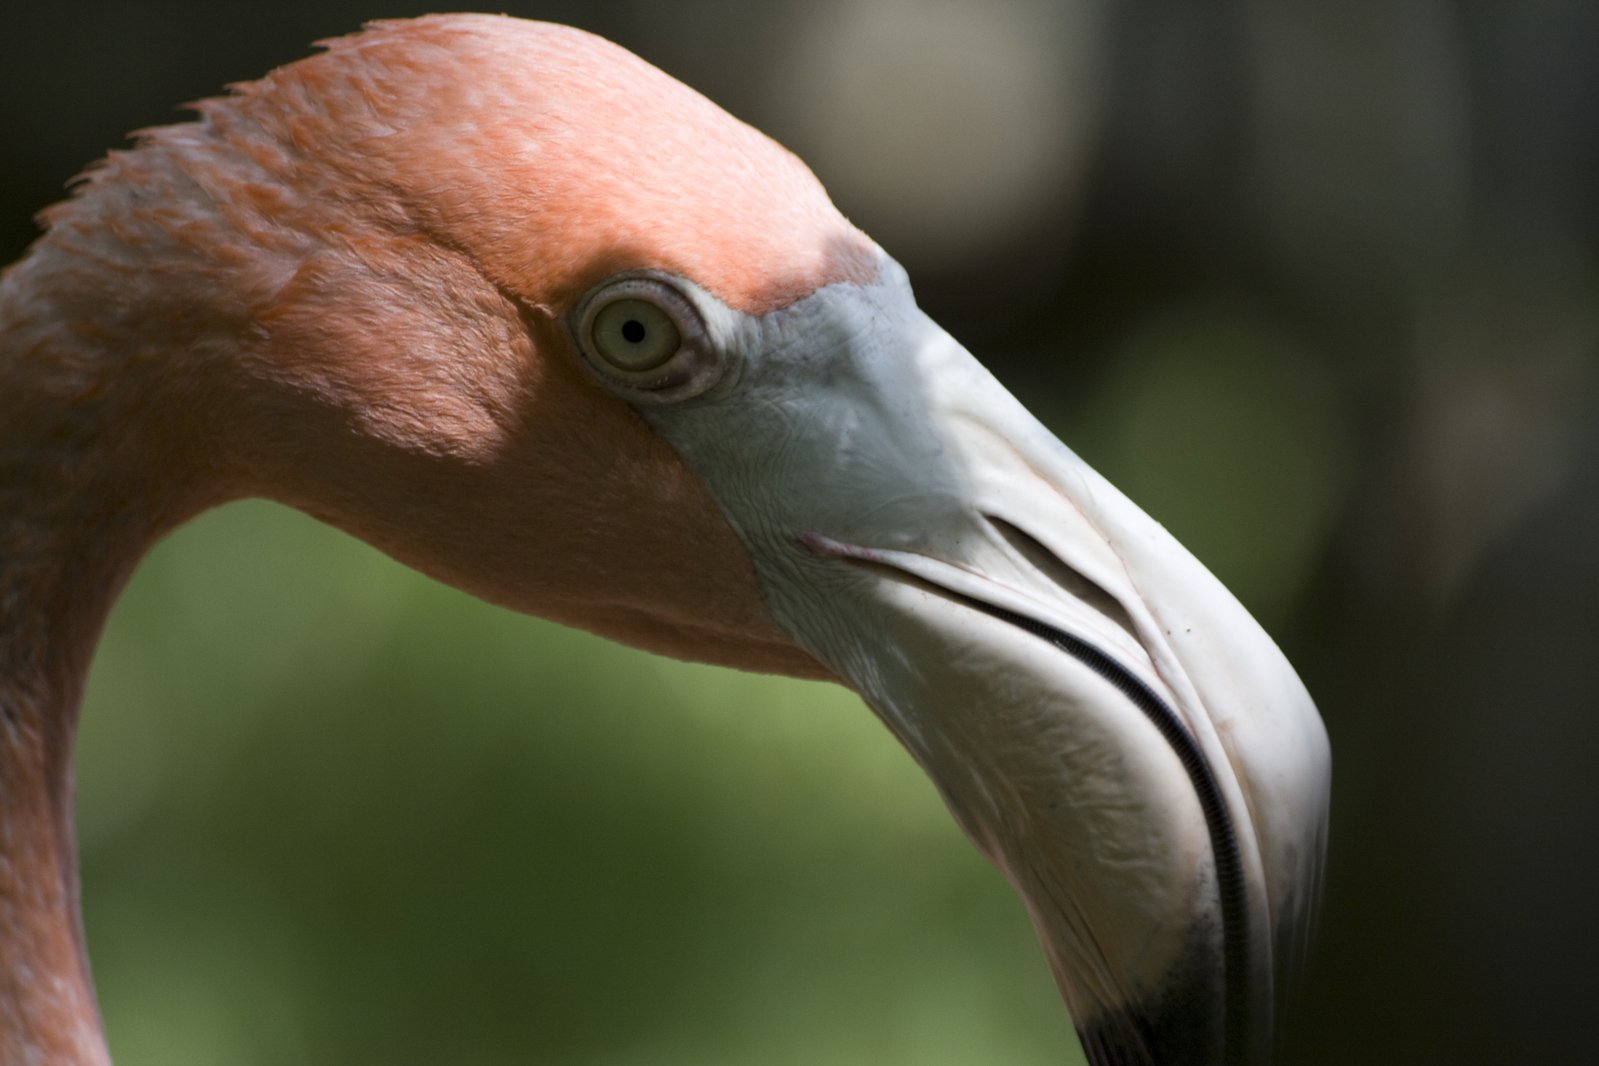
[0,257,214,1065]
[0,517,112,1066]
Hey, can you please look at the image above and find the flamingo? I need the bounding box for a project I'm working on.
[0,15,1329,1066]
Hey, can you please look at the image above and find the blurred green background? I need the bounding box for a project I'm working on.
[3,2,1597,1064]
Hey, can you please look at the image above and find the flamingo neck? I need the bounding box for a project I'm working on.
[0,256,215,1065]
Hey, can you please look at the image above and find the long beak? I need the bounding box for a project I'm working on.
[647,266,1330,1066]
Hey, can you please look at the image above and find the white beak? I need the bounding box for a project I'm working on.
[641,260,1330,1066]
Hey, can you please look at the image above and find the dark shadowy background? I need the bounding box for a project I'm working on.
[4,2,1597,1064]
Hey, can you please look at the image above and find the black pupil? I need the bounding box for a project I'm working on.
[621,319,646,344]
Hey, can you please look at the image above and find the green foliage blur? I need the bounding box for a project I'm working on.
[78,503,1075,1065]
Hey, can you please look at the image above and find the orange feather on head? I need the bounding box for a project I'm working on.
[264,16,881,314]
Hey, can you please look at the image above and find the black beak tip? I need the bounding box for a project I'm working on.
[1073,948,1242,1066]
[1076,1002,1221,1066]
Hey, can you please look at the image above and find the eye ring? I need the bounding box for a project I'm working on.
[573,275,724,400]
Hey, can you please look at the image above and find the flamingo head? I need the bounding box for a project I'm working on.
[43,15,1329,1064]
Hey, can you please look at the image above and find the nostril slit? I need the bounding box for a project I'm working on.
[983,514,1142,648]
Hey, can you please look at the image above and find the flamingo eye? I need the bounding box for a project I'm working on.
[589,297,681,372]
[574,275,725,401]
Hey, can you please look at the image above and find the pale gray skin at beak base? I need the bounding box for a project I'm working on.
[570,252,1331,1066]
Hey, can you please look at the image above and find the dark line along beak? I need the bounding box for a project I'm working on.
[803,528,1257,1065]
[969,597,1254,1063]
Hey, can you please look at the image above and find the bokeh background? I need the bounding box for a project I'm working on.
[3,2,1597,1064]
